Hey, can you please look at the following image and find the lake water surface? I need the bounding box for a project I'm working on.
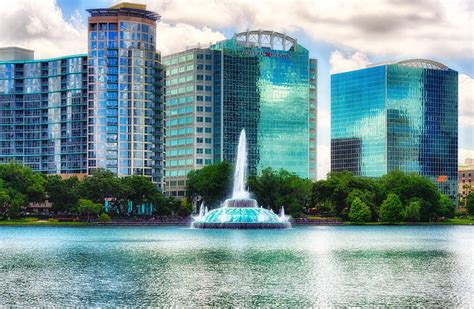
[0,225,473,307]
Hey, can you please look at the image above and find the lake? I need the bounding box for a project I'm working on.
[0,225,472,306]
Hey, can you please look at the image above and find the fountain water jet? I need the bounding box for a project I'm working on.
[192,129,290,229]
[232,129,250,199]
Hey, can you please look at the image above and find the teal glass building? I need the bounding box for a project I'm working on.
[87,3,164,186]
[331,59,458,201]
[212,31,317,179]
[0,47,88,175]
[163,31,317,197]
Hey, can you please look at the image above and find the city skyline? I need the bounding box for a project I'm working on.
[0,0,472,180]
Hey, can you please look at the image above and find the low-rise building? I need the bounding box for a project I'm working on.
[459,158,474,199]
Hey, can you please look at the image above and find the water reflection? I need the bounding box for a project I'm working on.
[0,226,472,306]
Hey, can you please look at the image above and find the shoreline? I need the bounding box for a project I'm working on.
[0,219,472,226]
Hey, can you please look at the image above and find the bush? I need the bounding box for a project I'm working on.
[455,209,467,217]
[380,193,405,224]
[99,213,111,222]
[348,197,372,223]
[466,193,474,215]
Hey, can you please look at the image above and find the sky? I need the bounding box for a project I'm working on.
[0,0,472,179]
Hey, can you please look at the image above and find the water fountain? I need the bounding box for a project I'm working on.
[192,129,291,229]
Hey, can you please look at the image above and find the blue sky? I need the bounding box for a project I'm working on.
[1,0,472,178]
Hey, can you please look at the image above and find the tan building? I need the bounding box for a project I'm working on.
[459,158,474,199]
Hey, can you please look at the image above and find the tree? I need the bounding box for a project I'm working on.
[311,171,381,218]
[77,198,101,221]
[466,192,474,215]
[122,175,162,214]
[346,189,378,221]
[380,171,440,221]
[438,195,455,218]
[248,168,312,218]
[80,169,125,204]
[46,176,80,212]
[405,200,421,222]
[379,193,405,224]
[186,161,232,207]
[348,197,371,223]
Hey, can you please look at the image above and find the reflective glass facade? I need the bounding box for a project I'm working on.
[163,31,317,197]
[0,55,88,174]
[212,35,315,179]
[331,60,458,201]
[87,5,164,186]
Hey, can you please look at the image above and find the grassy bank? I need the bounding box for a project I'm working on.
[1,217,473,226]
[0,217,92,226]
[344,217,474,225]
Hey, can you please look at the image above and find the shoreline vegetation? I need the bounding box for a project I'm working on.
[1,162,473,226]
[1,217,473,226]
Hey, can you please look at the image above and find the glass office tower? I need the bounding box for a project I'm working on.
[331,59,458,201]
[0,47,88,175]
[87,3,164,186]
[212,31,315,178]
[163,30,317,197]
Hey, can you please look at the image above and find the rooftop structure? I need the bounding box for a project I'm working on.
[0,47,34,61]
[87,2,160,21]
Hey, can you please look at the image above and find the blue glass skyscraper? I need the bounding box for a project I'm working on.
[0,47,88,175]
[331,59,458,201]
[87,3,164,186]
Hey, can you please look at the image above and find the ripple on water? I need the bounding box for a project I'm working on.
[0,225,472,307]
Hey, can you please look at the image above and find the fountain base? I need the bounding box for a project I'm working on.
[192,198,291,229]
[192,222,291,229]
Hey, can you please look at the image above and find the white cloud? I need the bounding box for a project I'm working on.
[2,0,471,61]
[459,148,474,164]
[329,50,370,74]
[317,144,330,180]
[156,22,225,55]
[317,145,331,180]
[459,74,474,128]
[0,0,86,58]
[144,0,473,59]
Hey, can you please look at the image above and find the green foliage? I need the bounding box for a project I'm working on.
[466,192,474,215]
[248,168,312,218]
[405,200,421,222]
[380,193,405,224]
[380,171,440,221]
[122,175,163,214]
[454,209,467,217]
[77,198,101,217]
[99,213,111,222]
[186,161,232,207]
[0,163,46,217]
[348,197,372,223]
[438,195,455,218]
[313,170,452,223]
[46,176,80,212]
[311,171,382,219]
[80,169,125,204]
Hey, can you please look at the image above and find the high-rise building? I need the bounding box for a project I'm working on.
[163,30,317,197]
[0,47,88,176]
[86,3,164,186]
[162,47,215,196]
[331,59,458,201]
